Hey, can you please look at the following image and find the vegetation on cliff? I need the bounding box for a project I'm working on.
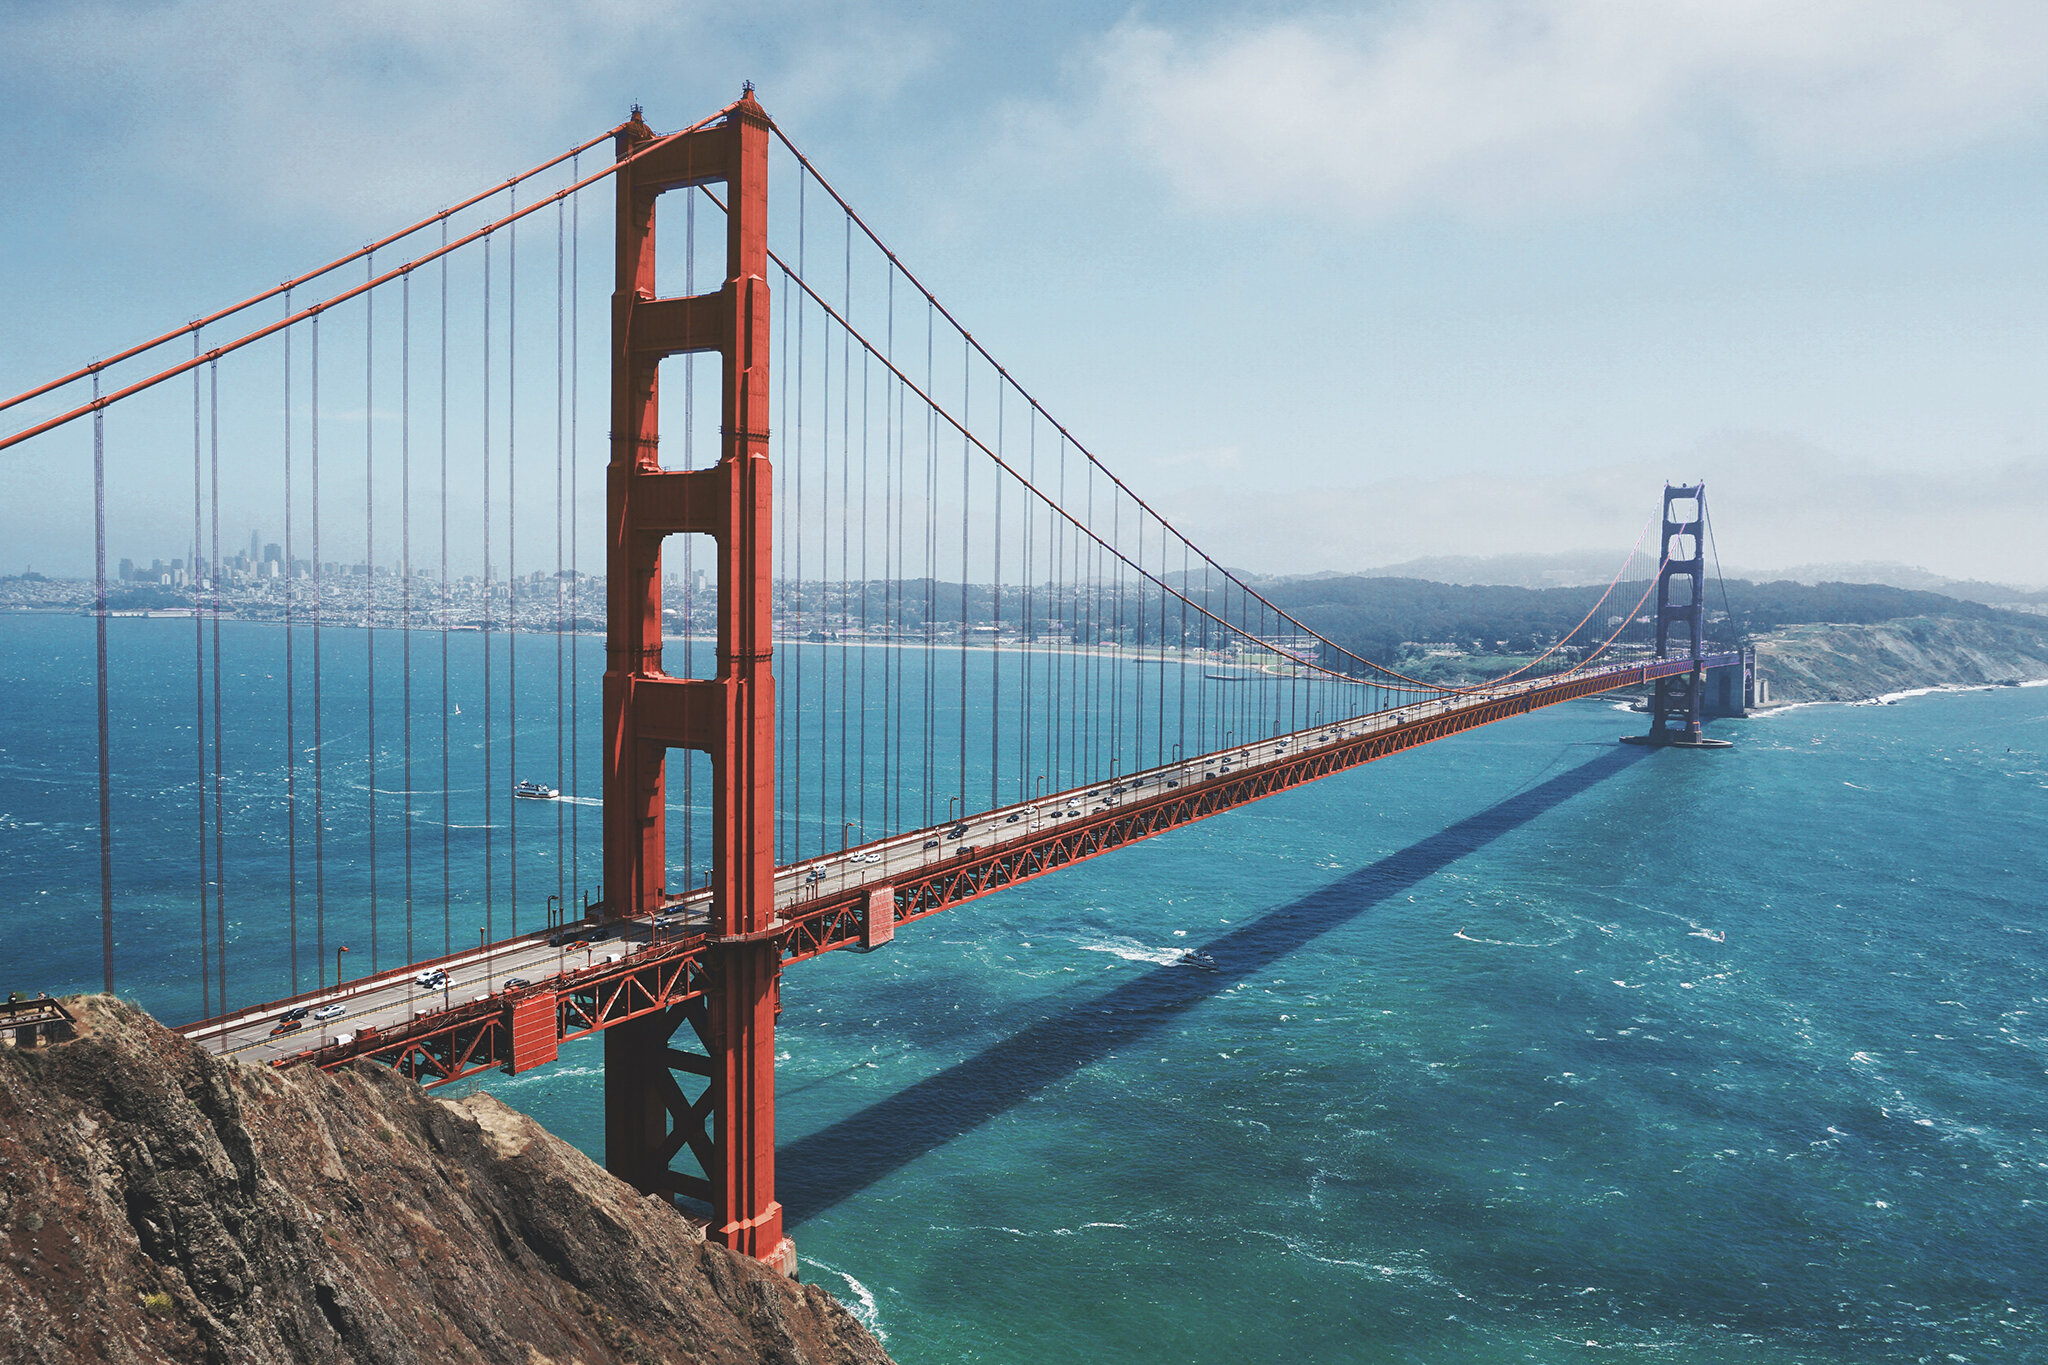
[0,996,891,1365]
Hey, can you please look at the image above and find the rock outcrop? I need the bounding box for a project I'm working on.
[1754,615,2048,702]
[0,996,892,1365]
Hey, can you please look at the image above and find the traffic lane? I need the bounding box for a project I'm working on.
[215,916,703,1064]
[222,938,569,1063]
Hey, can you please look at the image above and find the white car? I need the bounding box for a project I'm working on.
[414,969,447,989]
[312,1003,345,1021]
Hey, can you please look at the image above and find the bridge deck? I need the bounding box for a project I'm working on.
[177,654,1733,1081]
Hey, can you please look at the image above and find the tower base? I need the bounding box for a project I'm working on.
[1620,732,1733,749]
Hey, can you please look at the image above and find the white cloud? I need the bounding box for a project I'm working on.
[1093,0,2048,217]
[8,1,690,225]
[3,1,933,231]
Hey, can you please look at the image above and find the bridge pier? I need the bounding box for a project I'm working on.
[601,90,792,1275]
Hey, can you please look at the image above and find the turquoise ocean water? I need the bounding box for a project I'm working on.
[5,614,2047,1362]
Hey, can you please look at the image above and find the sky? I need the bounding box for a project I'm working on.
[3,0,2046,586]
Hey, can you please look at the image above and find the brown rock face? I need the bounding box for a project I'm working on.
[0,996,893,1365]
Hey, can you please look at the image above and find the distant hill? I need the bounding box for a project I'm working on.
[1250,555,2048,609]
[1248,553,1629,591]
[1260,573,2048,672]
[1742,561,2048,611]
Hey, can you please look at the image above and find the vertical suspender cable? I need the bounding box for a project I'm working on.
[192,337,210,1018]
[958,336,969,808]
[283,297,299,994]
[1179,538,1189,773]
[401,270,414,963]
[556,193,566,914]
[1128,502,1139,773]
[1021,415,1033,800]
[1086,464,1097,781]
[794,179,806,860]
[439,224,452,955]
[1159,515,1168,766]
[891,293,906,833]
[92,376,114,992]
[569,160,581,905]
[365,258,378,969]
[1052,436,1064,790]
[814,258,828,852]
[923,303,935,828]
[883,268,895,834]
[482,233,495,945]
[1198,561,1209,754]
[209,361,227,1014]
[840,216,851,846]
[1113,490,1124,773]
[776,265,791,859]
[508,190,519,936]
[991,387,1003,808]
[312,317,325,986]
[859,340,870,841]
[683,194,695,878]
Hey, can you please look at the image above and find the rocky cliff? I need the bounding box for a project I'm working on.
[1754,615,2048,702]
[0,996,892,1365]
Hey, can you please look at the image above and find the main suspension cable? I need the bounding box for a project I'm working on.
[0,126,628,419]
[3,106,735,455]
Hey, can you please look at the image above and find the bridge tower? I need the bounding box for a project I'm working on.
[601,91,793,1275]
[1624,483,1733,749]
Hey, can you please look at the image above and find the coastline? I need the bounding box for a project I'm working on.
[1749,673,2048,717]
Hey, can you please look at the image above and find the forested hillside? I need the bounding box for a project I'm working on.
[1256,574,2041,668]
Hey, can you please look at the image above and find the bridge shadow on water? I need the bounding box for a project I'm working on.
[780,742,1648,1225]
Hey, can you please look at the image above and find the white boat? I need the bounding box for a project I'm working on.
[513,780,559,800]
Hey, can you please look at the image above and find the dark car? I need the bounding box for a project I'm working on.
[1005,813,1020,823]
[503,977,532,990]
[922,838,940,849]
[945,824,967,839]
[281,1006,311,1022]
[269,1018,303,1037]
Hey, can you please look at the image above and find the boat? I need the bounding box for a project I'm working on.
[513,780,559,800]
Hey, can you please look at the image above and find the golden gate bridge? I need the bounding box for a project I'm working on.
[0,89,1748,1278]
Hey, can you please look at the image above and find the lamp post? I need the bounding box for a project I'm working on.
[335,944,349,987]
[547,894,560,929]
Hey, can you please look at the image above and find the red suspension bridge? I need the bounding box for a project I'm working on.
[1,90,1748,1277]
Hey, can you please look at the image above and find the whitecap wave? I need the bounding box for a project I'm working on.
[800,1257,884,1343]
[1074,934,1197,967]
